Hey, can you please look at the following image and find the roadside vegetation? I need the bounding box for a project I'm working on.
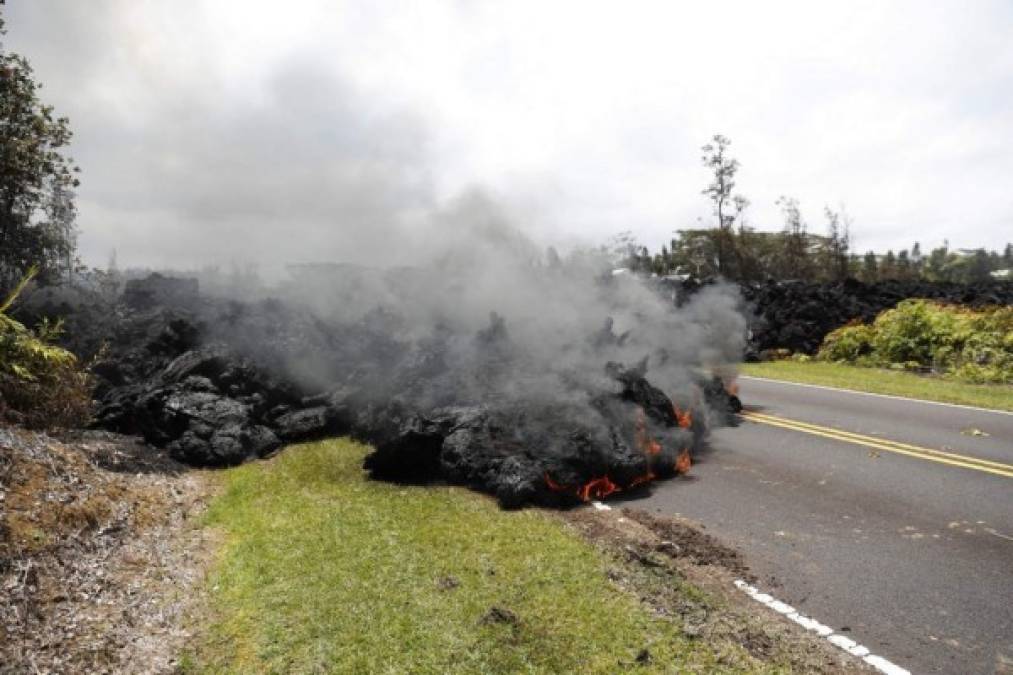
[817,299,1012,384]
[0,267,91,428]
[187,439,815,674]
[740,361,1013,412]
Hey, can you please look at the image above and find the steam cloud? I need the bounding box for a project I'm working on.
[212,186,747,433]
[9,1,748,506]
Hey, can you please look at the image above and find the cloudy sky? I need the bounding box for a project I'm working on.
[5,1,1013,271]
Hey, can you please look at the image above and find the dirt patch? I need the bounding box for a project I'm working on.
[563,506,871,673]
[1,427,217,674]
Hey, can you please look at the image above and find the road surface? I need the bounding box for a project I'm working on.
[628,376,1013,675]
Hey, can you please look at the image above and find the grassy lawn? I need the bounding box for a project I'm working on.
[740,361,1013,412]
[186,439,761,674]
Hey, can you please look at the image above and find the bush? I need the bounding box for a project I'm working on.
[0,269,92,428]
[818,322,874,362]
[817,299,1013,384]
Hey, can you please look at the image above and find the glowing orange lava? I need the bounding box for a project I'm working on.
[635,408,663,455]
[545,472,624,502]
[578,475,620,501]
[673,404,693,429]
[675,447,692,475]
[544,472,566,492]
[629,470,656,488]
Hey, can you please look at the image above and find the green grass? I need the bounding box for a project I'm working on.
[190,439,756,674]
[740,361,1013,412]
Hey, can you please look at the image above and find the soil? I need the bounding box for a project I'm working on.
[563,506,872,673]
[0,427,217,674]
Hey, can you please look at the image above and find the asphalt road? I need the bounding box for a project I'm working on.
[627,376,1013,675]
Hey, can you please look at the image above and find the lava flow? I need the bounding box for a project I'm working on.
[673,404,693,429]
[635,408,663,455]
[544,472,623,502]
[675,447,692,474]
[578,475,621,501]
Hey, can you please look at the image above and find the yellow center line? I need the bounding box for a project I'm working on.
[744,410,1013,471]
[740,410,1013,479]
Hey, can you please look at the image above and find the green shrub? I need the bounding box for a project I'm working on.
[869,301,935,363]
[0,268,92,428]
[817,300,1012,384]
[818,322,874,362]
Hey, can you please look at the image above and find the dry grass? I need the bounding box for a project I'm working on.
[0,427,215,673]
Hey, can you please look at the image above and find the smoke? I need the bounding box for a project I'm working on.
[6,0,748,443]
[199,184,749,435]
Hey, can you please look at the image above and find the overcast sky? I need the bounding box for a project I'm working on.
[5,1,1013,271]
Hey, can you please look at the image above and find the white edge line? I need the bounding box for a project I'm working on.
[733,579,910,675]
[738,375,1013,416]
[591,501,612,511]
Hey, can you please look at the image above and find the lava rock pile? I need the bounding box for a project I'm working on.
[737,279,1013,356]
[66,274,742,507]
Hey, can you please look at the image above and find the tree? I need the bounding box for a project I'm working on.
[896,249,911,280]
[700,134,747,277]
[776,196,811,279]
[861,251,878,282]
[881,250,897,279]
[926,243,950,281]
[910,242,924,278]
[967,249,991,283]
[987,248,1001,272]
[0,12,80,291]
[823,205,851,281]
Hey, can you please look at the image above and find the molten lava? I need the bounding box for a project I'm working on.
[544,399,699,502]
[635,407,664,455]
[673,404,693,429]
[629,470,656,488]
[578,475,620,501]
[544,472,567,493]
[544,472,623,502]
[675,447,692,474]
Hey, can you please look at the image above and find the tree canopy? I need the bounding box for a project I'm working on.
[0,11,80,291]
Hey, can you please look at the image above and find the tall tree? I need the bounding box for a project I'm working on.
[881,250,897,279]
[0,11,80,291]
[926,242,950,281]
[823,205,851,281]
[776,196,811,279]
[910,242,923,278]
[896,249,912,280]
[700,134,747,277]
[861,251,878,282]
[967,249,991,283]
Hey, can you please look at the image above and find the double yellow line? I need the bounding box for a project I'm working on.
[740,410,1013,479]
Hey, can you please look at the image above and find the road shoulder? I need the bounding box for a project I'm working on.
[562,506,872,673]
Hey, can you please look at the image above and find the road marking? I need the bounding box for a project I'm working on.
[733,580,910,674]
[738,375,1013,416]
[741,410,1013,479]
[744,410,1013,474]
[984,527,1013,542]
